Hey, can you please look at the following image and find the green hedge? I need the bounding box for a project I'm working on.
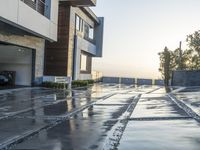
[87,79,94,84]
[42,79,95,89]
[72,80,88,88]
[72,79,94,88]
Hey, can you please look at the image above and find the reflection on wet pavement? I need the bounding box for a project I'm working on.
[0,92,68,118]
[1,85,200,150]
[13,105,128,150]
[18,97,96,119]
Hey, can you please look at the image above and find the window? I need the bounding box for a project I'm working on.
[84,23,94,40]
[80,52,92,73]
[81,19,84,31]
[76,15,81,31]
[84,24,89,38]
[89,27,94,39]
[80,53,87,71]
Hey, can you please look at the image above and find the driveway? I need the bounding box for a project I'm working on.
[0,84,200,150]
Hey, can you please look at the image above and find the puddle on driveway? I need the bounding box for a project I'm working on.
[18,97,97,118]
[0,88,59,103]
[0,92,68,118]
[12,105,129,150]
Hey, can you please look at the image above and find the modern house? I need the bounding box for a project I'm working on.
[44,0,104,81]
[0,0,59,86]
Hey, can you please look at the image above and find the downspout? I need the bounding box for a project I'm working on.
[72,35,78,80]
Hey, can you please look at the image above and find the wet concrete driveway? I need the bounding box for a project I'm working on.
[0,84,200,150]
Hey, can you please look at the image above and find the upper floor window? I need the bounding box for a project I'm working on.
[84,24,89,38]
[89,27,94,39]
[76,15,81,31]
[84,23,94,40]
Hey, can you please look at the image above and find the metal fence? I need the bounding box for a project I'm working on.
[102,76,164,86]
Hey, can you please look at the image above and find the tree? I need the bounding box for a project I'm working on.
[186,31,200,69]
[158,30,200,86]
[158,47,173,86]
[159,47,193,85]
[173,48,191,70]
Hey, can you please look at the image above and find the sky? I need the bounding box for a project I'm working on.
[91,0,200,79]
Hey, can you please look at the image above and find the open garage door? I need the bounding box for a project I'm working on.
[0,45,34,86]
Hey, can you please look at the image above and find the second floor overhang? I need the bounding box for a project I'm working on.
[0,0,59,42]
[59,0,96,7]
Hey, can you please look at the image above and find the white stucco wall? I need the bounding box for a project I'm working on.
[0,0,58,41]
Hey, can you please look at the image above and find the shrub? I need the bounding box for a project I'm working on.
[86,79,94,84]
[72,80,88,88]
[42,79,94,89]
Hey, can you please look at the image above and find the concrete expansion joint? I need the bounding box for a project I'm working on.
[167,93,200,123]
[94,104,130,106]
[129,116,193,121]
[145,87,162,94]
[170,87,187,94]
[102,94,142,150]
[95,92,119,101]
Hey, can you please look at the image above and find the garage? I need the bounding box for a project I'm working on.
[0,44,35,86]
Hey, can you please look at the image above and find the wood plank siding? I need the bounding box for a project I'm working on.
[44,4,71,76]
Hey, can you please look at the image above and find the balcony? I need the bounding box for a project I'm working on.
[21,0,49,17]
[60,0,96,6]
[0,0,59,41]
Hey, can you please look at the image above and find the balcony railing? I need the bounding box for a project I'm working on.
[21,0,49,17]
[60,0,96,6]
